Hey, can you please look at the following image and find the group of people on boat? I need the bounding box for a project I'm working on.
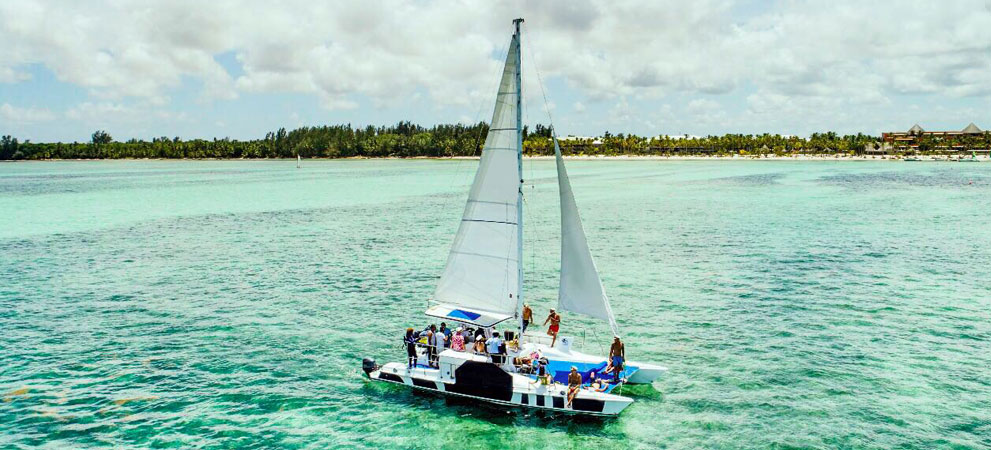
[403,322,512,369]
[400,308,629,409]
[402,305,573,369]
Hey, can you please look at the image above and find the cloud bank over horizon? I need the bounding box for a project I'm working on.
[2,0,991,141]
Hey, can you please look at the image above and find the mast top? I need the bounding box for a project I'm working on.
[513,18,524,32]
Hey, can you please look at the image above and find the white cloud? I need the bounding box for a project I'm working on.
[0,67,30,83]
[687,99,721,115]
[65,102,188,127]
[65,102,135,121]
[0,103,55,123]
[2,0,991,135]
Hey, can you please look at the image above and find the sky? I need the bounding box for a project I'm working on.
[2,0,991,142]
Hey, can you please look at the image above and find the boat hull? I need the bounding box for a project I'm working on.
[366,359,632,417]
[625,361,668,384]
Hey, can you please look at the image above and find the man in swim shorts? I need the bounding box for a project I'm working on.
[607,336,625,377]
[543,308,561,347]
[566,366,582,408]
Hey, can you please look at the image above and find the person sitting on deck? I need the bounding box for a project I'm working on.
[403,328,418,368]
[586,371,608,392]
[450,327,466,352]
[529,358,552,385]
[566,366,582,408]
[604,336,625,377]
[514,350,541,369]
[543,308,562,347]
[505,330,518,352]
[513,355,534,373]
[486,332,504,364]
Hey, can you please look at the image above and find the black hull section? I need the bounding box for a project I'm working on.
[444,361,514,402]
[368,362,611,416]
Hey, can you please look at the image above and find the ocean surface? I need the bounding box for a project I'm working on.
[1,159,989,450]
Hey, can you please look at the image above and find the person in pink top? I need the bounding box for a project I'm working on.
[450,327,466,351]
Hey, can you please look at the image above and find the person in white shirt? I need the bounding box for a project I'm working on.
[428,324,445,368]
[486,331,504,364]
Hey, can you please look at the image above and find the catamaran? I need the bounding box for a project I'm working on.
[362,18,666,416]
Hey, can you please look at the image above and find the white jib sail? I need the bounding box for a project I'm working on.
[554,136,619,335]
[433,34,521,317]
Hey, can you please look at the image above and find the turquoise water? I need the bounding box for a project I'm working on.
[1,159,989,450]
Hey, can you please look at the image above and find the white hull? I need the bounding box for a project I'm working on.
[365,350,632,417]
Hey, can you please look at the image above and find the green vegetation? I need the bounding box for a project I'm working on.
[1,123,885,160]
[909,133,991,154]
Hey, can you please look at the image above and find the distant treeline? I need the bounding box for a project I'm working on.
[1,122,883,160]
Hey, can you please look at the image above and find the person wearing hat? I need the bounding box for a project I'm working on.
[606,336,625,377]
[473,335,486,355]
[450,327,466,352]
[566,366,582,408]
[543,308,562,347]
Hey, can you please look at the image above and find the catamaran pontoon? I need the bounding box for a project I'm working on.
[363,18,666,417]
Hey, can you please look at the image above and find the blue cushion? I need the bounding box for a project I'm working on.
[447,309,481,320]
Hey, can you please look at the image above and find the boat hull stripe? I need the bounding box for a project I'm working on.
[411,377,436,389]
[378,372,404,383]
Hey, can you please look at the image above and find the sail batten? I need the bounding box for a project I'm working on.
[433,31,522,317]
[554,136,619,336]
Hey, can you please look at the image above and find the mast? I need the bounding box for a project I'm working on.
[513,18,525,337]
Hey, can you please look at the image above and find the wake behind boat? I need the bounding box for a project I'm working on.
[362,18,666,417]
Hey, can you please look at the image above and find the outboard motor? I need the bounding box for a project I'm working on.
[362,358,377,376]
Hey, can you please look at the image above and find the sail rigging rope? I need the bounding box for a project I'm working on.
[521,21,553,313]
[523,23,556,132]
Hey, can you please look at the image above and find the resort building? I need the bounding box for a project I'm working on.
[876,123,990,154]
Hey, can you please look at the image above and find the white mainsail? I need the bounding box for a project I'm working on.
[554,136,619,335]
[433,29,522,317]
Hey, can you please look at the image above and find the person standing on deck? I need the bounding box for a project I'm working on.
[522,304,533,333]
[439,323,452,348]
[486,332,504,364]
[404,328,418,368]
[606,336,625,377]
[428,325,444,368]
[451,328,466,352]
[543,308,561,347]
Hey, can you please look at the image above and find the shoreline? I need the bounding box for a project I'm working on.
[3,154,988,162]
